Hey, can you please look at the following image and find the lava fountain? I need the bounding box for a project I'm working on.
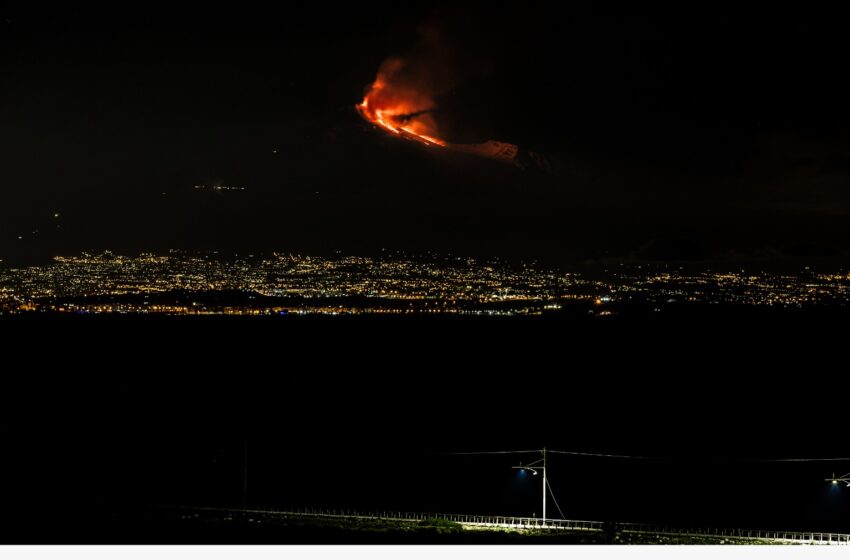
[357,56,545,170]
[356,58,446,147]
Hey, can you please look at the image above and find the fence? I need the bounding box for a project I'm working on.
[175,505,850,545]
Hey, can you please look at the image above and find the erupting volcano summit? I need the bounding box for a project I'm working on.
[356,58,446,147]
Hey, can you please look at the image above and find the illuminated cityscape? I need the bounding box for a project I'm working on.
[7,8,850,551]
[1,251,848,316]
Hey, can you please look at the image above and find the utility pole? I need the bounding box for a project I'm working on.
[543,446,547,521]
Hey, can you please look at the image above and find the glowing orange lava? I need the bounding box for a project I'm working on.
[357,58,446,147]
[357,58,530,168]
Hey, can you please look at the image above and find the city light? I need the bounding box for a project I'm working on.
[0,251,848,316]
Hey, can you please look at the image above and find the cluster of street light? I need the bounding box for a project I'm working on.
[0,251,849,315]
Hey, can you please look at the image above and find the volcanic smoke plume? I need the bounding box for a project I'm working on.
[357,57,446,146]
[357,22,543,168]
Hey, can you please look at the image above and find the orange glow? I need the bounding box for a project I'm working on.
[357,58,447,147]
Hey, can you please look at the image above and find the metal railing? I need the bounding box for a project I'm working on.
[169,505,850,545]
[245,507,604,531]
[618,522,850,545]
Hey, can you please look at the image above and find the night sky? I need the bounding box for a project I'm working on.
[4,7,850,265]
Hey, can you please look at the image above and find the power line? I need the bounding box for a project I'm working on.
[549,449,652,460]
[550,450,850,463]
[443,449,655,459]
[545,476,566,520]
[442,450,540,455]
[442,449,850,463]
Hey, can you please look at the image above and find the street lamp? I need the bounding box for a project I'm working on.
[512,447,548,521]
[827,473,850,487]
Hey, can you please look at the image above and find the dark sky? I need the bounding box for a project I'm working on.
[3,6,850,265]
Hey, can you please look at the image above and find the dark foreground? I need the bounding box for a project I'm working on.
[0,310,848,543]
[64,505,781,544]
